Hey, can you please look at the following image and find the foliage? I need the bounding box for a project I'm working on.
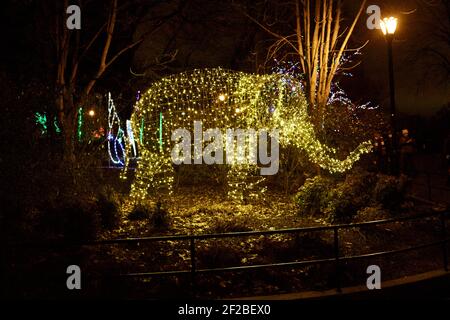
[325,170,378,222]
[274,145,312,193]
[325,187,358,223]
[128,202,153,221]
[150,202,171,230]
[354,205,390,223]
[322,102,388,154]
[294,176,335,216]
[295,170,408,222]
[373,174,408,210]
[38,198,101,242]
[97,188,121,230]
[128,201,171,230]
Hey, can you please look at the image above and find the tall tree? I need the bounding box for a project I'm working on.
[244,0,368,124]
[52,0,183,161]
[410,0,450,83]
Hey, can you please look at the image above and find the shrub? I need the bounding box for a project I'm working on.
[150,202,170,230]
[294,171,408,223]
[325,172,377,223]
[64,201,101,241]
[39,199,101,242]
[97,191,121,230]
[373,175,406,210]
[325,186,358,223]
[342,171,377,207]
[354,205,390,222]
[128,201,171,230]
[128,202,152,221]
[294,176,334,216]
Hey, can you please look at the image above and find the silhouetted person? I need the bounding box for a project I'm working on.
[399,128,416,175]
[373,133,387,173]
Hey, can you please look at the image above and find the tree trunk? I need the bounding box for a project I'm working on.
[61,87,77,163]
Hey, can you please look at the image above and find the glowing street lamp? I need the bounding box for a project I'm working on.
[380,16,398,175]
[380,17,398,35]
[88,109,95,117]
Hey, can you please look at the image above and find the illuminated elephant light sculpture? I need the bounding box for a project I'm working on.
[121,68,372,203]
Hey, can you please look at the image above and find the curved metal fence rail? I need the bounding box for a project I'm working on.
[409,171,450,205]
[106,210,450,293]
[6,207,450,294]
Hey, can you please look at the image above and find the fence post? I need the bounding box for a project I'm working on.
[441,211,448,272]
[333,226,342,293]
[190,237,197,294]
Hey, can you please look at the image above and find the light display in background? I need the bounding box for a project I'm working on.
[126,119,137,158]
[107,92,127,166]
[35,112,48,135]
[272,58,376,110]
[35,112,61,135]
[34,94,135,167]
[121,68,373,204]
[77,107,83,141]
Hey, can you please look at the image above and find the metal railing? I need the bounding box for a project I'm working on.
[107,210,449,293]
[6,208,450,295]
[409,171,450,204]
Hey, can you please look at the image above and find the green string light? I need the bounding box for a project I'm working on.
[54,116,61,134]
[77,107,83,141]
[140,117,145,144]
[35,112,47,135]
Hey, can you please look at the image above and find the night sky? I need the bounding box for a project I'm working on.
[360,0,449,115]
[129,0,450,116]
[1,0,448,115]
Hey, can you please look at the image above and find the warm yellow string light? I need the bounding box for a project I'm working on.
[122,68,373,203]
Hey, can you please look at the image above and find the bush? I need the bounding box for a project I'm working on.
[97,191,121,230]
[150,202,170,230]
[294,171,408,223]
[128,202,152,220]
[294,176,335,216]
[354,205,390,222]
[39,199,101,242]
[325,186,358,223]
[128,201,171,230]
[64,201,101,241]
[342,171,377,207]
[325,172,377,223]
[373,175,407,210]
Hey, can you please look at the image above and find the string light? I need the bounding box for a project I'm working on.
[122,68,373,203]
[35,112,47,135]
[107,93,125,165]
[53,116,61,133]
[126,119,137,158]
[35,112,61,135]
[77,107,83,141]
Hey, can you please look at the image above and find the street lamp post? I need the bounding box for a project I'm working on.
[380,17,398,175]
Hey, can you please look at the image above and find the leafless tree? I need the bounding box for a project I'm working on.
[52,0,183,161]
[242,0,368,124]
[409,0,450,84]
